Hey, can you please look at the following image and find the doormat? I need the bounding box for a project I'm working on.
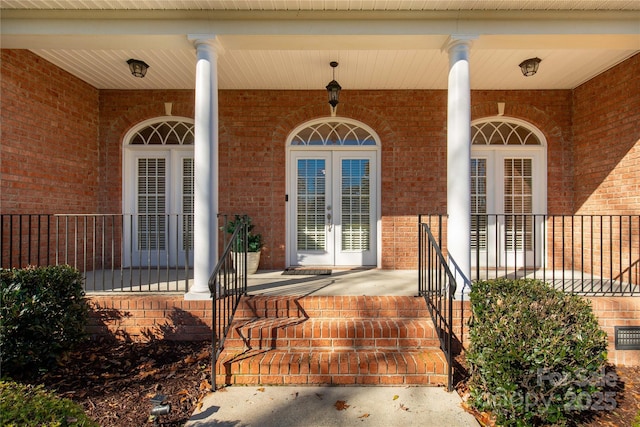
[282,268,332,276]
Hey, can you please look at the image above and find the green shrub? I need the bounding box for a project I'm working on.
[0,380,98,427]
[467,279,609,426]
[1,265,89,377]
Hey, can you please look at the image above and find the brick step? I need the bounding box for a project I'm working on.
[215,349,448,386]
[233,295,430,320]
[224,318,439,351]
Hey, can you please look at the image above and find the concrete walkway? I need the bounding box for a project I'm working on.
[186,385,479,427]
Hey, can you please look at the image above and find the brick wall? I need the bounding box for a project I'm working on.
[87,295,211,341]
[100,88,573,270]
[87,295,639,367]
[0,50,100,214]
[588,297,640,366]
[573,53,640,215]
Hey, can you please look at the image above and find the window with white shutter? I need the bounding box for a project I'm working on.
[471,117,546,268]
[123,117,195,267]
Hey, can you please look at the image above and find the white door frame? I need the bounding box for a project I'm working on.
[285,118,382,268]
[122,117,195,267]
[470,117,547,269]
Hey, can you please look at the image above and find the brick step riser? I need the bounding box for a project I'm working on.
[214,373,448,386]
[223,337,440,351]
[234,296,430,320]
[234,309,431,319]
[225,320,438,348]
[215,350,447,386]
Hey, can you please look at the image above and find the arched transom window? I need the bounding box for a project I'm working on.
[129,120,194,145]
[472,121,542,146]
[290,120,377,146]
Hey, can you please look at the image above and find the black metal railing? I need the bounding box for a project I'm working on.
[418,214,456,392]
[1,213,193,292]
[471,214,639,295]
[209,215,248,391]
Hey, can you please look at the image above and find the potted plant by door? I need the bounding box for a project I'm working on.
[224,215,263,274]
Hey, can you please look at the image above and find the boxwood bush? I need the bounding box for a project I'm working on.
[467,279,609,426]
[0,380,98,427]
[1,265,89,377]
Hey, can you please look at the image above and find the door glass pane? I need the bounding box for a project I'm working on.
[341,159,370,251]
[504,158,533,250]
[471,158,487,250]
[297,159,326,251]
[137,158,166,250]
[182,158,194,250]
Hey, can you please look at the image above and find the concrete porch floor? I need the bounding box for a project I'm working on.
[246,268,419,296]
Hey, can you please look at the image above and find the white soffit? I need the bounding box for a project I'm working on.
[2,3,639,90]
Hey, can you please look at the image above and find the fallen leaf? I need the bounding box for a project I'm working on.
[257,387,265,392]
[393,395,399,400]
[138,369,158,380]
[315,393,323,400]
[335,400,350,411]
[199,380,211,390]
[399,403,409,412]
[359,413,370,418]
[177,389,190,396]
[184,355,197,364]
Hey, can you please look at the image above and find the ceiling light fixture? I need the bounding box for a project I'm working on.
[127,59,150,78]
[519,57,541,77]
[325,61,342,116]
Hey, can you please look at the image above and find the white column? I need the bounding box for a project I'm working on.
[445,36,475,298]
[186,36,222,299]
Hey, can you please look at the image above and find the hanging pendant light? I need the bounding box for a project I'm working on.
[325,61,342,116]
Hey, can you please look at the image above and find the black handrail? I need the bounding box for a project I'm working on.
[418,214,456,392]
[208,215,248,391]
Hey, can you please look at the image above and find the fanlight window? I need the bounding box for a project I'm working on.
[129,121,194,145]
[291,121,376,146]
[472,121,541,146]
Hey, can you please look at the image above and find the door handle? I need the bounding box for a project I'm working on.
[327,213,332,232]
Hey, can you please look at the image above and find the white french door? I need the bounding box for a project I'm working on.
[471,150,545,268]
[124,150,194,267]
[289,150,377,266]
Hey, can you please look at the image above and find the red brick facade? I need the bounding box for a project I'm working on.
[573,54,640,214]
[2,49,639,270]
[1,50,100,214]
[87,295,640,367]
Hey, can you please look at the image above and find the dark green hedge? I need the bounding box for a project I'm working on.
[467,279,609,426]
[0,380,98,427]
[1,265,89,377]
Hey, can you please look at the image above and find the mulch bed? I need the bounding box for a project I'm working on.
[25,339,213,427]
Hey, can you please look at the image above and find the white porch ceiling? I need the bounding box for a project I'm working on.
[1,1,639,91]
